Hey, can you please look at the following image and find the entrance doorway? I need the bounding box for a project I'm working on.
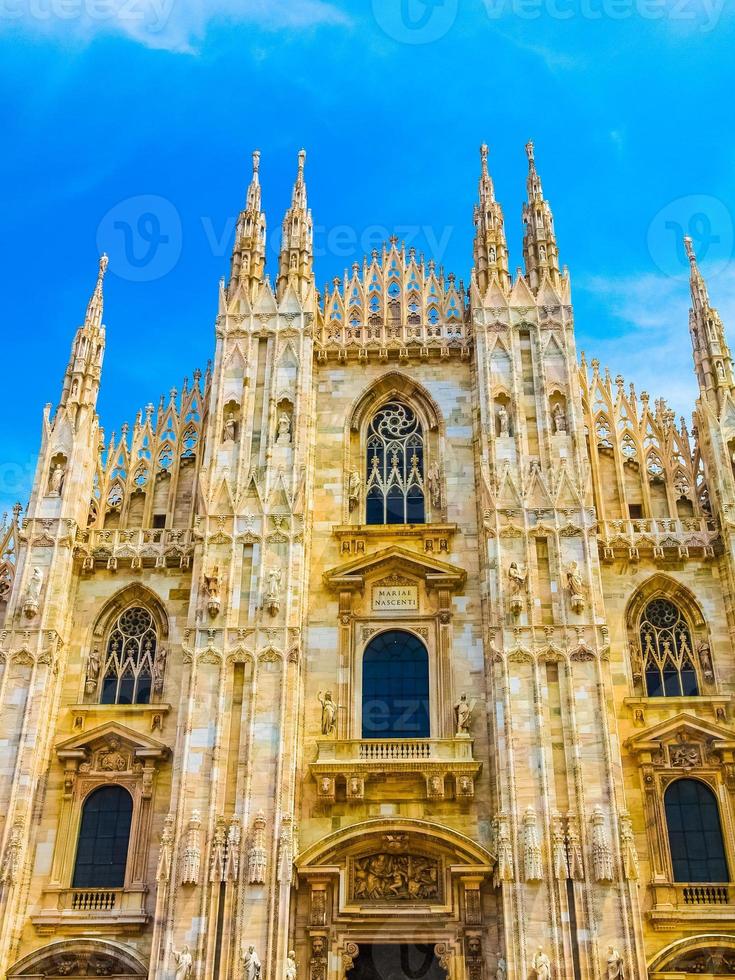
[348,945,446,980]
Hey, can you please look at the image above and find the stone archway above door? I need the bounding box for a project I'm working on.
[7,939,147,979]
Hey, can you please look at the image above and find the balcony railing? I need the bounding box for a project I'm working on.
[598,517,717,561]
[75,527,195,571]
[311,737,481,802]
[31,886,148,933]
[681,884,731,906]
[69,888,119,911]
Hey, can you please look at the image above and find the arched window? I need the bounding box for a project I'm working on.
[100,606,157,705]
[72,786,133,888]
[640,597,698,697]
[362,630,430,739]
[365,402,425,525]
[665,779,729,883]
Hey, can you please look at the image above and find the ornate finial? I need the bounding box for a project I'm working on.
[98,253,109,280]
[480,143,489,176]
[297,148,306,178]
[525,139,535,164]
[252,149,261,176]
[684,235,696,264]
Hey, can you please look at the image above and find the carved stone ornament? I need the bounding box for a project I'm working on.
[156,812,175,883]
[522,806,543,882]
[618,811,639,881]
[204,567,221,618]
[565,560,586,614]
[493,812,514,884]
[181,809,202,885]
[350,852,441,901]
[590,805,614,883]
[23,566,43,618]
[248,810,267,884]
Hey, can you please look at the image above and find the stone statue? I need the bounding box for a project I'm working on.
[25,567,43,604]
[276,412,292,446]
[243,946,262,980]
[427,461,441,509]
[507,561,526,596]
[697,639,714,679]
[454,693,473,735]
[171,945,193,980]
[565,560,586,612]
[85,647,101,695]
[223,412,237,443]
[318,691,338,735]
[495,957,506,980]
[266,567,282,600]
[347,470,361,512]
[605,947,624,979]
[531,948,551,980]
[48,462,65,495]
[498,404,510,437]
[204,568,220,617]
[552,402,567,433]
[285,951,297,980]
[152,647,167,697]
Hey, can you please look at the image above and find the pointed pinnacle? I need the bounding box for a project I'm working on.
[252,149,261,177]
[480,143,489,177]
[684,236,696,264]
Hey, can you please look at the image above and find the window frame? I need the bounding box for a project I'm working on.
[364,400,427,527]
[361,629,431,740]
[664,777,730,884]
[72,784,134,889]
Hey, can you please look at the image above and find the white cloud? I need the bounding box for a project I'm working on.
[576,265,735,418]
[0,0,352,53]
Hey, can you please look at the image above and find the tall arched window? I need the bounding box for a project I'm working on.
[362,630,430,739]
[100,606,157,705]
[640,597,698,697]
[72,786,133,888]
[365,402,425,525]
[665,779,729,883]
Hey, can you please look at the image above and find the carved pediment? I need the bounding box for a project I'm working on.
[56,721,169,769]
[625,711,735,763]
[323,545,466,593]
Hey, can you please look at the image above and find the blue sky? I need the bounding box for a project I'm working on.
[0,0,734,514]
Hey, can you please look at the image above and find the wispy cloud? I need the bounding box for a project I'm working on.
[577,266,735,417]
[0,0,352,53]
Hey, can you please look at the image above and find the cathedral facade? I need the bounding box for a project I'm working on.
[1,144,734,980]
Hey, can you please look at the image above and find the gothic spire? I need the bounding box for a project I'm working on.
[60,254,108,411]
[277,148,313,302]
[472,143,510,296]
[685,235,734,408]
[522,140,560,291]
[229,150,267,300]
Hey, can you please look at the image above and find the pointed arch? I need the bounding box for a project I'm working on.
[626,574,709,696]
[348,371,442,434]
[91,583,169,643]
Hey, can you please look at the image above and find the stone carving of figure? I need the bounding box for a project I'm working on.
[204,568,220,617]
[495,957,506,980]
[285,951,297,980]
[552,402,567,433]
[318,691,338,735]
[454,693,473,735]
[85,647,101,695]
[497,404,510,437]
[606,947,625,979]
[276,412,292,446]
[171,945,193,980]
[697,640,714,679]
[223,412,237,443]
[243,946,262,980]
[347,470,361,512]
[152,647,167,697]
[49,462,65,496]
[427,461,441,509]
[266,567,282,601]
[507,562,526,596]
[99,736,127,772]
[566,561,583,595]
[531,948,551,980]
[25,567,43,605]
[670,743,699,768]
